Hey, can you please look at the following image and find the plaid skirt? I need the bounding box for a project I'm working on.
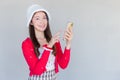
[28,70,57,80]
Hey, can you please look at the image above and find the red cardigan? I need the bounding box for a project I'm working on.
[22,38,70,76]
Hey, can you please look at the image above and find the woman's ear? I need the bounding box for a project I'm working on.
[30,21,33,26]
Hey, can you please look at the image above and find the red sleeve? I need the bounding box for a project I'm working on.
[21,38,51,75]
[55,41,71,69]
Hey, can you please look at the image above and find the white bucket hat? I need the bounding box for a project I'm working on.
[26,4,51,27]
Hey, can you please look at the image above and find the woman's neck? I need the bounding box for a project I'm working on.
[35,30,48,46]
[35,29,45,39]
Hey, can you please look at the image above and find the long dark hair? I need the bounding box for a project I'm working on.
[29,11,56,57]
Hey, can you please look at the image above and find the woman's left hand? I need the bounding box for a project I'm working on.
[64,26,73,49]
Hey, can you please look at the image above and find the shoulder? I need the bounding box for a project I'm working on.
[22,37,33,48]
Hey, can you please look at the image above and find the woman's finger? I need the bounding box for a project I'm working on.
[54,31,60,37]
[65,30,73,37]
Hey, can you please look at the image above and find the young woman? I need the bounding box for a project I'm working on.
[22,4,73,80]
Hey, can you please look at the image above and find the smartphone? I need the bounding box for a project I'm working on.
[67,22,74,30]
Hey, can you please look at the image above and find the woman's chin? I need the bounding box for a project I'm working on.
[38,28,46,32]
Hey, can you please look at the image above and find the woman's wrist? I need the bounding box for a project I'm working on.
[66,43,71,49]
[47,42,54,48]
[47,44,52,48]
[43,44,53,51]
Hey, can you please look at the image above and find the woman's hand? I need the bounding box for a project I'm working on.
[64,25,73,49]
[47,32,60,48]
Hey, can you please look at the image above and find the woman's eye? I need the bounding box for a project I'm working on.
[36,18,39,20]
[34,17,47,20]
[43,17,47,19]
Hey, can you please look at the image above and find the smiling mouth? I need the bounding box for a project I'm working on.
[38,25,47,29]
[38,25,44,27]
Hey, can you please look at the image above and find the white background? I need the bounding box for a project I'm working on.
[0,0,120,80]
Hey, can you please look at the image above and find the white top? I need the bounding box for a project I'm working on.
[38,48,55,71]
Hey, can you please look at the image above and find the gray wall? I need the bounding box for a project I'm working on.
[1,0,120,80]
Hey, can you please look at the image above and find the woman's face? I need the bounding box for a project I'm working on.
[31,11,48,32]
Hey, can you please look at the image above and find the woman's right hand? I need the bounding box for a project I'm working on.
[47,32,60,48]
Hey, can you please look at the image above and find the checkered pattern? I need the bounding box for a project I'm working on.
[28,70,57,80]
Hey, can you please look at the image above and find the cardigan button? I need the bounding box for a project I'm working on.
[41,67,44,69]
[65,57,67,60]
[29,56,32,58]
[30,49,33,51]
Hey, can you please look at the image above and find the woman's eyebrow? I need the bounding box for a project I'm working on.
[34,15,46,18]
